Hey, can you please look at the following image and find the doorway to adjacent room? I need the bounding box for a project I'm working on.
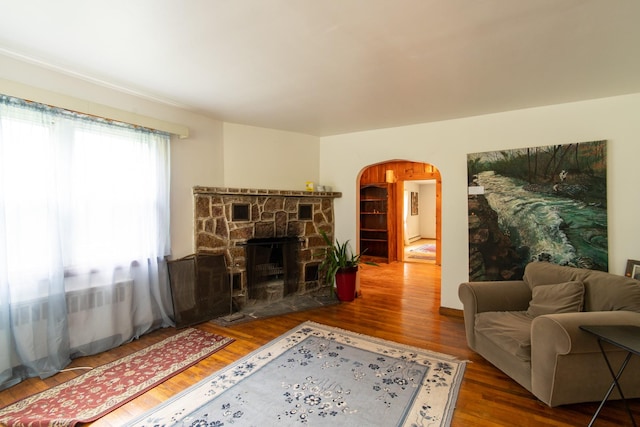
[358,160,442,266]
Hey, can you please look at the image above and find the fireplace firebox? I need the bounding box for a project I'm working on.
[244,237,300,302]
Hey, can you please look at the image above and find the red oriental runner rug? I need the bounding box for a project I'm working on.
[0,328,234,426]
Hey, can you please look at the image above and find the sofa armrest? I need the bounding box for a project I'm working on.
[531,311,640,406]
[458,280,531,349]
[458,280,531,313]
[532,311,640,356]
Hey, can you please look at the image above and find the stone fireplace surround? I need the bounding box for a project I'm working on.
[193,186,341,313]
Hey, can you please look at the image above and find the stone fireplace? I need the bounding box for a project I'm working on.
[193,186,341,314]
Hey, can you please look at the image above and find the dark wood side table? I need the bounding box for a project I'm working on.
[580,325,640,427]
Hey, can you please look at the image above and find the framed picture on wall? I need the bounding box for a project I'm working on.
[411,192,418,215]
[467,140,608,282]
[625,259,640,280]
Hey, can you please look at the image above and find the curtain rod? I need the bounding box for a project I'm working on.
[0,78,189,139]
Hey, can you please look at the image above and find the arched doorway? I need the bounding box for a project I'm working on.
[358,160,442,265]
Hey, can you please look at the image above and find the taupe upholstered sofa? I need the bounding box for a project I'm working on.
[458,261,640,407]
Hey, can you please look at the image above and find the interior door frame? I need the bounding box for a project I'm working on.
[359,160,441,265]
[395,178,441,265]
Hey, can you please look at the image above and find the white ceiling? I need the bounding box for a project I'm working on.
[1,0,639,137]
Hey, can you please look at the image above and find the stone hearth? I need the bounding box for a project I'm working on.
[193,186,341,313]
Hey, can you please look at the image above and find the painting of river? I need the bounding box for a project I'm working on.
[467,141,607,281]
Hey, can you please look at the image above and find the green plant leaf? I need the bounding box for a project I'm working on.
[318,230,375,285]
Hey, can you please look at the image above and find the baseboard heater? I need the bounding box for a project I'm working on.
[66,280,134,351]
[5,281,134,364]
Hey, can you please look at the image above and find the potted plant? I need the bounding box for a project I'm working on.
[319,230,373,301]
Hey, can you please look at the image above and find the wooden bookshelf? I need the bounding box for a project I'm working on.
[360,183,392,262]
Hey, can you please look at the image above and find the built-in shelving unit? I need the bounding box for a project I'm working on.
[360,183,390,261]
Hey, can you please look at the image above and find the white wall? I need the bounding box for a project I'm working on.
[404,182,421,242]
[419,182,436,239]
[320,93,640,309]
[223,122,319,191]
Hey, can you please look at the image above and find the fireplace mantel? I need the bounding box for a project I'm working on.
[193,186,342,198]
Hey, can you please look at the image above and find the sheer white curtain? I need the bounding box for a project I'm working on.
[0,95,174,390]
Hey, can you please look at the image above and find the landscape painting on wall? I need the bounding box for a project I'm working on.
[467,140,607,281]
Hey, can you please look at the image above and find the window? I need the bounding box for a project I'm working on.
[0,94,174,389]
[1,95,170,296]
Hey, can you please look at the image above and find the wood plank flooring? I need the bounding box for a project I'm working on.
[1,262,638,426]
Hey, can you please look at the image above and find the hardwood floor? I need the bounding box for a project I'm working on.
[1,262,638,426]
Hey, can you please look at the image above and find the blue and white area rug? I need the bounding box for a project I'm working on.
[126,321,466,426]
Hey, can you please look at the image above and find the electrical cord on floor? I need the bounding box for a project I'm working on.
[59,366,93,372]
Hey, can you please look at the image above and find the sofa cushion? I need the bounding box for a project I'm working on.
[582,270,640,312]
[475,311,532,362]
[523,262,583,288]
[523,261,640,312]
[526,281,584,317]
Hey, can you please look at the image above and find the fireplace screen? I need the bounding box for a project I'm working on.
[168,253,231,328]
